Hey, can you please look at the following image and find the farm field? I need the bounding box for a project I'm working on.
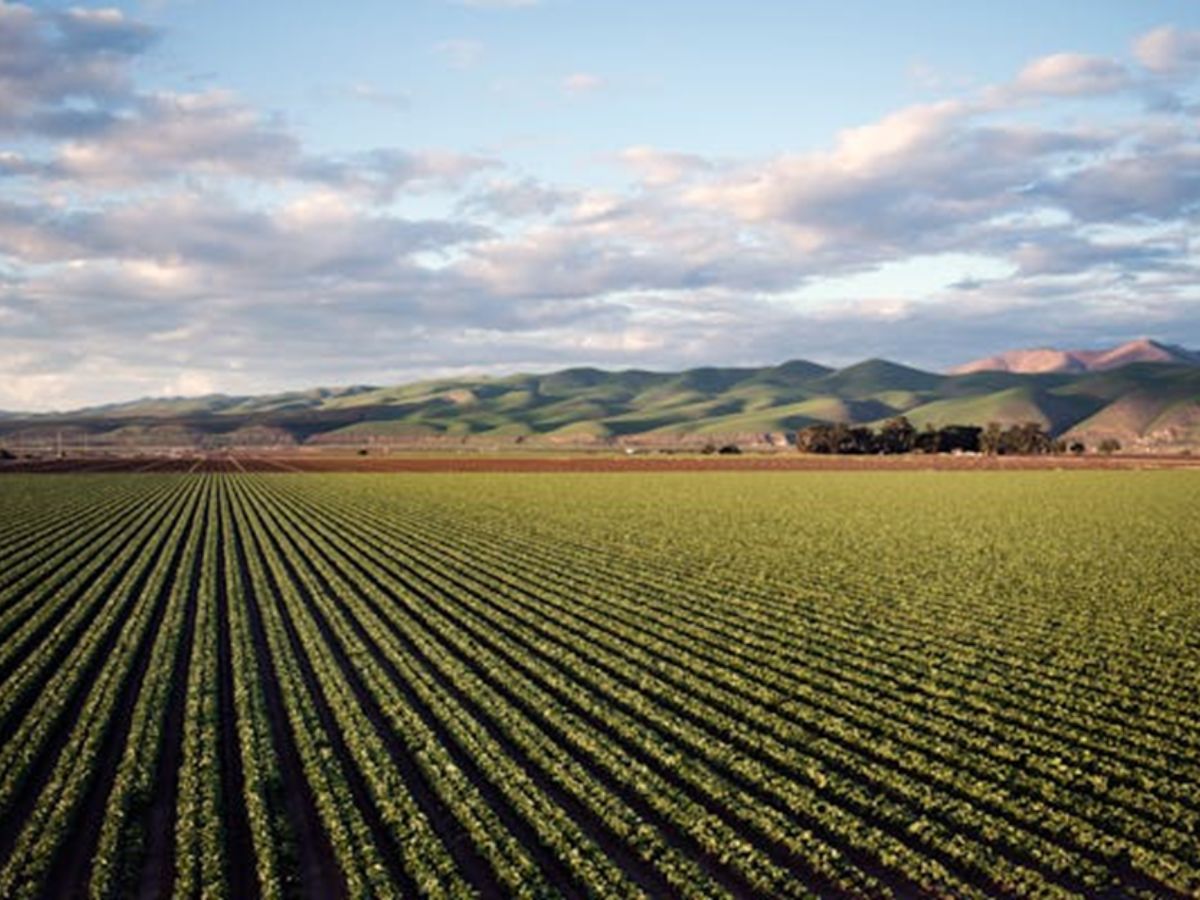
[0,471,1198,898]
[4,450,1200,475]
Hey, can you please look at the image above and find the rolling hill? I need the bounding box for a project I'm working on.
[3,353,1199,452]
[951,338,1200,374]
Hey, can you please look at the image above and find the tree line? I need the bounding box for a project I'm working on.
[795,417,1118,455]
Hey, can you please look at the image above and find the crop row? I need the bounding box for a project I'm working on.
[1,471,1197,898]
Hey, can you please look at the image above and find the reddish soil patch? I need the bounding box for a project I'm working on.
[3,452,1198,474]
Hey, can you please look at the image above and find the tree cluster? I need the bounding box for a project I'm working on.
[796,417,1073,456]
[977,421,1039,455]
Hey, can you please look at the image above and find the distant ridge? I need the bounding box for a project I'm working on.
[2,349,1199,451]
[950,338,1200,375]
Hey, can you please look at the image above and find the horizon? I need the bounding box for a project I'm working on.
[4,2,1200,410]
[1,335,1190,417]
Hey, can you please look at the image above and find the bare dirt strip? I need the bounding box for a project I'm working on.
[3,452,1199,474]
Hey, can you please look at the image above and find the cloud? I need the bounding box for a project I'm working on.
[13,86,491,198]
[673,105,1123,282]
[453,189,812,302]
[433,38,484,69]
[0,2,157,135]
[1032,148,1200,222]
[0,6,494,200]
[299,148,497,202]
[1009,234,1179,277]
[5,5,1200,410]
[1134,26,1200,74]
[1012,53,1130,96]
[0,151,45,178]
[52,6,158,55]
[459,177,576,218]
[562,72,605,95]
[52,90,300,184]
[0,190,491,275]
[618,146,714,186]
[680,101,1001,252]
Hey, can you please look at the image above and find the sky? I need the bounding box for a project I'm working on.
[3,1,1200,410]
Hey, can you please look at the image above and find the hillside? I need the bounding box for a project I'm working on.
[951,338,1200,375]
[3,356,1199,452]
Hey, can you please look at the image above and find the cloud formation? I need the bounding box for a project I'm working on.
[1134,26,1200,73]
[619,146,714,186]
[2,5,1199,410]
[0,3,156,135]
[1013,53,1130,96]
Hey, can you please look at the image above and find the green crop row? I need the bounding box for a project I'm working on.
[0,470,1197,898]
[0,478,205,899]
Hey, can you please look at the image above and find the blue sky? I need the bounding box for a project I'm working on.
[3,1,1200,408]
[147,2,1197,173]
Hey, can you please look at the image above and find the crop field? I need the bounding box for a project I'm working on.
[0,470,1198,899]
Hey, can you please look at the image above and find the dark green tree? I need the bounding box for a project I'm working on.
[795,423,875,454]
[913,424,939,454]
[833,424,875,455]
[878,416,917,454]
[980,422,1004,455]
[1008,421,1052,455]
[795,424,836,453]
[938,425,982,453]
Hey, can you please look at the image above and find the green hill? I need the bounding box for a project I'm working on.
[3,358,1198,451]
[813,359,943,397]
[901,385,1104,435]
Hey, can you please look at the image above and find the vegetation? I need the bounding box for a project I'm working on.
[914,424,981,454]
[978,421,1055,455]
[0,471,1198,897]
[797,418,987,455]
[793,418,1089,456]
[1,357,1198,450]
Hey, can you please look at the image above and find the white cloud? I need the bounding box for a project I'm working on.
[832,99,966,170]
[0,2,156,134]
[300,148,497,201]
[4,5,1200,409]
[1012,53,1129,96]
[1134,26,1200,74]
[53,90,299,184]
[618,146,713,187]
[1034,147,1200,222]
[460,177,575,218]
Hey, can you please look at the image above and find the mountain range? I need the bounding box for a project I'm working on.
[2,340,1198,452]
[951,338,1200,374]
